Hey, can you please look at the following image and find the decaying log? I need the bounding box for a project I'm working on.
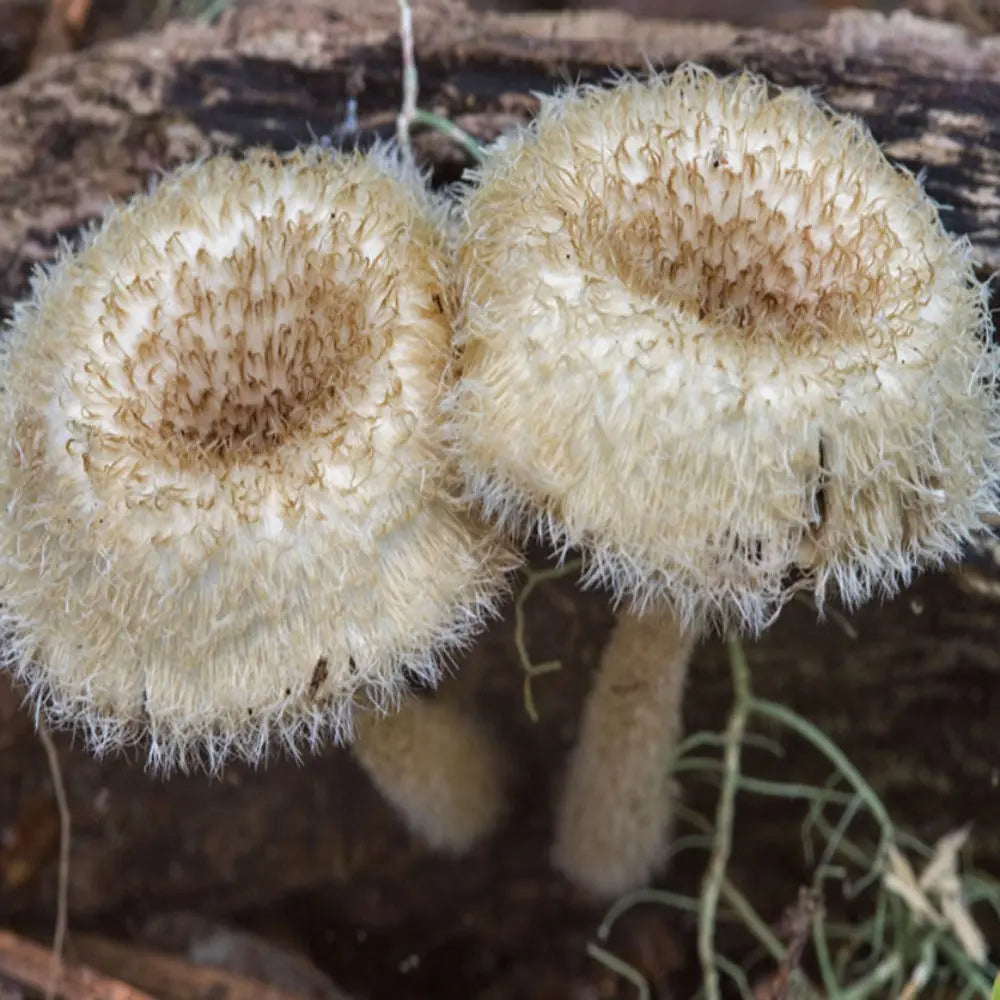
[0,928,156,1000]
[69,933,353,1000]
[0,3,998,996]
[2,0,1000,322]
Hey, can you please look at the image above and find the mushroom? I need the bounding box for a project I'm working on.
[0,145,514,850]
[552,609,696,897]
[445,67,1000,895]
[352,690,507,852]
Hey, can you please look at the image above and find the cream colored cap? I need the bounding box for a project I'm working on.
[448,67,1000,630]
[0,145,512,770]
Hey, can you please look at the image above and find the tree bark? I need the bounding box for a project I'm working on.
[3,0,1000,319]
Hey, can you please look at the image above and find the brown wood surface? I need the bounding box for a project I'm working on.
[0,3,998,998]
[0,928,156,999]
[3,0,1000,318]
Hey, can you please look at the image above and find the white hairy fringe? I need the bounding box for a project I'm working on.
[0,140,514,773]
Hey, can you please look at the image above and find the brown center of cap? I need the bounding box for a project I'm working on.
[591,158,911,345]
[90,231,383,469]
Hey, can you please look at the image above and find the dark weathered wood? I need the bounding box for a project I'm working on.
[0,1,47,85]
[0,563,998,996]
[0,928,156,1000]
[1,4,999,997]
[3,0,1000,323]
[69,933,352,1000]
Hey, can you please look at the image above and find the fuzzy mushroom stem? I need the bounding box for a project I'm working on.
[351,695,505,853]
[552,608,696,898]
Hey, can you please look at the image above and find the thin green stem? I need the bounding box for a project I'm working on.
[586,943,650,1000]
[599,889,702,938]
[749,697,894,843]
[663,833,717,861]
[394,0,485,162]
[594,627,994,1000]
[936,937,996,999]
[813,904,843,998]
[715,953,754,1000]
[674,802,716,834]
[698,634,751,1000]
[412,110,486,162]
[673,730,785,760]
[816,792,867,883]
[802,772,847,864]
[809,813,875,873]
[838,952,903,1000]
[673,760,857,805]
[514,559,582,721]
[720,881,786,964]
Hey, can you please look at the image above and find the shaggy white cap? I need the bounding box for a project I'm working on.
[447,67,1000,630]
[0,145,513,771]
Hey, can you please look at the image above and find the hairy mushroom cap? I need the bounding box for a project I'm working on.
[0,145,513,771]
[447,67,1000,630]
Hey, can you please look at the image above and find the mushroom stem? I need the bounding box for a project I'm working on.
[351,696,505,854]
[552,607,696,898]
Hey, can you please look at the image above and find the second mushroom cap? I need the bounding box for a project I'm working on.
[447,67,1000,629]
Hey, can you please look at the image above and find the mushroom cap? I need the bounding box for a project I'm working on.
[446,67,1000,631]
[0,145,513,771]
